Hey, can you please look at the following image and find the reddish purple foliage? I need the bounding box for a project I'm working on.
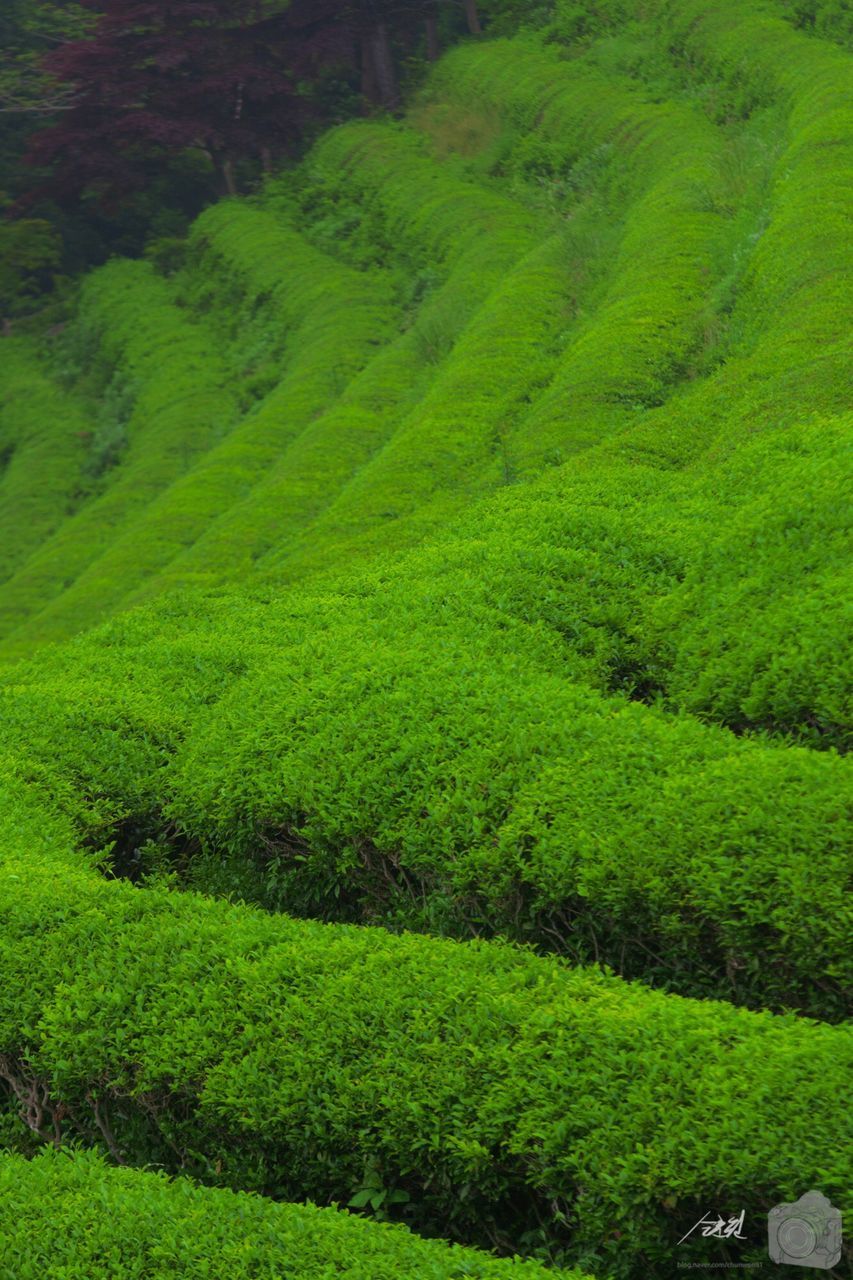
[25,0,472,206]
[28,1,311,203]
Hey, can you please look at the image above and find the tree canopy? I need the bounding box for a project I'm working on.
[15,0,485,208]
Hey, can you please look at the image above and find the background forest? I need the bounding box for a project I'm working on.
[1,0,519,298]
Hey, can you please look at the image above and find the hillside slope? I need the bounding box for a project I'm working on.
[0,1,850,1277]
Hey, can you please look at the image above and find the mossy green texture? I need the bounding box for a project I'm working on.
[1,0,848,622]
[0,0,847,1011]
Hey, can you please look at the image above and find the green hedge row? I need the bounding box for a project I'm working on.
[1,425,848,1018]
[426,38,734,474]
[140,139,561,591]
[132,334,429,600]
[622,2,853,741]
[42,206,400,615]
[75,109,568,595]
[576,42,849,487]
[0,117,558,625]
[6,0,847,639]
[0,161,847,1002]
[0,855,849,1278]
[265,4,849,579]
[261,59,732,571]
[160,565,849,1015]
[268,231,573,578]
[652,416,852,744]
[277,80,745,575]
[0,261,238,655]
[0,0,846,1006]
[0,1149,584,1280]
[284,122,539,279]
[0,338,91,589]
[498,0,853,743]
[227,124,560,578]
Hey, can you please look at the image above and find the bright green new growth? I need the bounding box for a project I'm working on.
[0,846,850,1278]
[0,1149,588,1280]
[0,0,850,1277]
[0,338,91,588]
[0,261,239,644]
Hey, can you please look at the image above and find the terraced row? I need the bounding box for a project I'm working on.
[0,2,850,1278]
[0,218,400,652]
[0,826,848,1279]
[0,1149,587,1280]
[5,0,846,644]
[135,138,546,599]
[0,265,236,647]
[1,409,849,1020]
[0,0,847,1014]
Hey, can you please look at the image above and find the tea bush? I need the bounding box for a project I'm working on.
[0,1148,586,1280]
[0,853,849,1278]
[0,339,91,588]
[0,262,238,648]
[0,2,850,1275]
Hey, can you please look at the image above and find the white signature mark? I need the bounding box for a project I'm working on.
[678,1210,747,1245]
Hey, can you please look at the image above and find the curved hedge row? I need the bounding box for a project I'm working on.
[0,1149,585,1280]
[0,854,849,1279]
[0,262,238,654]
[6,0,847,635]
[267,0,850,579]
[0,340,93,592]
[1,428,849,1018]
[138,149,559,592]
[426,39,732,473]
[158,587,850,1016]
[0,7,849,1278]
[270,232,572,577]
[234,59,738,576]
[288,122,539,278]
[264,61,732,571]
[40,208,399,615]
[184,124,565,579]
[652,417,852,742]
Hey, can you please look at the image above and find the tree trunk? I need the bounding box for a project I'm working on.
[463,0,482,35]
[371,22,400,108]
[425,11,440,61]
[216,154,237,197]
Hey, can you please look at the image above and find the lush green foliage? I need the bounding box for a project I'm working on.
[0,337,91,584]
[1,444,847,1019]
[0,848,850,1276]
[0,260,239,644]
[0,0,850,1275]
[0,220,62,316]
[0,1148,584,1280]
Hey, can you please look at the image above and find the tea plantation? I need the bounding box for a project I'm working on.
[0,0,850,1276]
